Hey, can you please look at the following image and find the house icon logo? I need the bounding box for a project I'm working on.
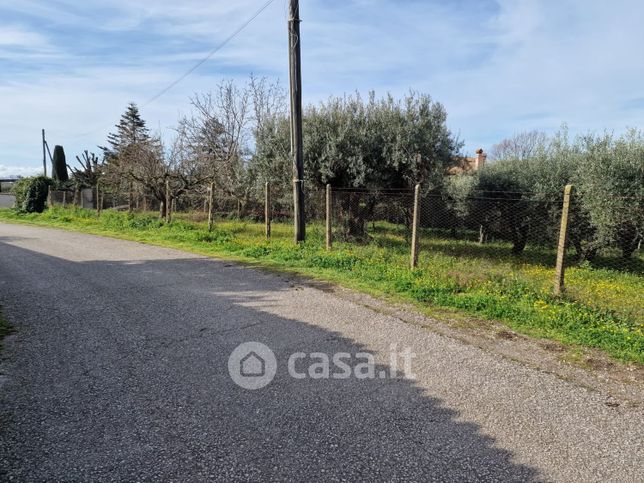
[228,342,277,390]
[240,351,265,377]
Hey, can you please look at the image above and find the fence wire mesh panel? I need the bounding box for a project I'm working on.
[49,189,86,208]
[425,192,564,256]
[331,189,414,249]
[417,190,643,323]
[43,180,642,324]
[567,196,644,270]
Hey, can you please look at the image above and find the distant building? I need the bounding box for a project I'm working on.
[447,148,487,175]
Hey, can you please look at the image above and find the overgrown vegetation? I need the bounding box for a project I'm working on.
[1,207,641,364]
[447,128,644,259]
[11,176,53,213]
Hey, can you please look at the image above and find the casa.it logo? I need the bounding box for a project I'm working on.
[228,342,416,390]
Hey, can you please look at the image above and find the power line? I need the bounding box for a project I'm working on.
[142,0,277,107]
[71,0,277,140]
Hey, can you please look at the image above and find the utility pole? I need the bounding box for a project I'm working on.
[288,0,305,242]
[41,129,48,177]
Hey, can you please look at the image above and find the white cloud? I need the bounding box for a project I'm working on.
[0,24,48,47]
[1,0,643,165]
[0,164,42,177]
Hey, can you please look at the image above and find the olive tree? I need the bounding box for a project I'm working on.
[252,90,462,237]
[576,129,644,258]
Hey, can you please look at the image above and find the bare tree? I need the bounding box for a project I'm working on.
[489,130,548,161]
[70,151,101,188]
[179,79,256,215]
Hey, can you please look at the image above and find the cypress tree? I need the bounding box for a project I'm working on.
[52,145,69,182]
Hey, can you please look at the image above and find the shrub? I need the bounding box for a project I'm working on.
[576,130,644,258]
[445,128,644,260]
[12,176,53,213]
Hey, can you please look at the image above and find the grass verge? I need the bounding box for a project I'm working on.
[0,207,642,364]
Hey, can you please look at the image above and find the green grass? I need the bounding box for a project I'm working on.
[1,206,642,364]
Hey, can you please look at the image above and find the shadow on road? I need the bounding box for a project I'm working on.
[0,238,540,481]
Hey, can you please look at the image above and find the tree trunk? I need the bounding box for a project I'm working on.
[618,224,639,259]
[571,236,598,263]
[510,225,529,254]
[341,192,367,241]
[478,224,488,244]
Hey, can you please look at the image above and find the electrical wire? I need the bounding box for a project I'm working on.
[142,0,277,107]
[71,0,277,140]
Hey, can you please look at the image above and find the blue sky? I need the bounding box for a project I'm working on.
[1,0,643,176]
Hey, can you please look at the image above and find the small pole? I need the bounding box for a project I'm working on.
[554,184,573,295]
[47,185,52,207]
[45,142,53,163]
[41,129,48,177]
[410,183,421,269]
[165,178,171,223]
[62,191,67,208]
[207,182,214,232]
[265,181,271,239]
[325,184,332,250]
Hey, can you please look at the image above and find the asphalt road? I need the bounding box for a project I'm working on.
[0,223,642,482]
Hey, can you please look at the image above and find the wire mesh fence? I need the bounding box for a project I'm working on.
[330,189,414,246]
[420,192,567,264]
[47,181,643,320]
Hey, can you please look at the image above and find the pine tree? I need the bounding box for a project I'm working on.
[103,103,150,158]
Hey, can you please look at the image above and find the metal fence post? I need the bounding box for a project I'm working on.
[410,183,421,269]
[265,181,271,239]
[207,182,214,232]
[325,184,332,250]
[554,184,573,295]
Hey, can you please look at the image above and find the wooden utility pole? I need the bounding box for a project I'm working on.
[410,184,421,269]
[554,184,573,295]
[325,184,332,250]
[41,129,47,177]
[288,0,305,242]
